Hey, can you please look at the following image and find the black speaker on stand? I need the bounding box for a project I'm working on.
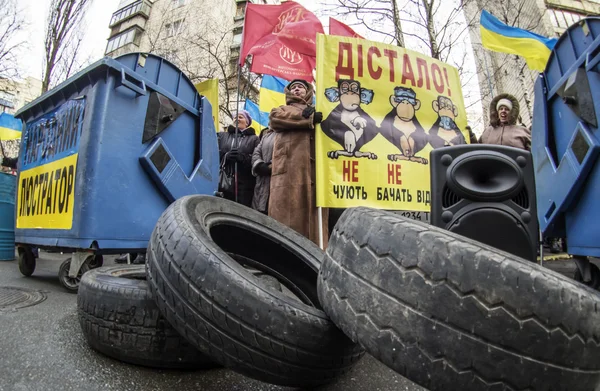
[430,144,538,262]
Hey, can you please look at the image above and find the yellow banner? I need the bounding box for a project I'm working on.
[195,79,220,132]
[16,153,78,229]
[316,34,469,211]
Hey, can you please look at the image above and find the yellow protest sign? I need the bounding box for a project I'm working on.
[16,153,78,230]
[195,78,220,132]
[315,34,469,211]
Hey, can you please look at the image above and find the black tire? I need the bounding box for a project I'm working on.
[146,195,363,387]
[77,265,214,369]
[18,247,36,277]
[318,207,600,391]
[58,258,90,293]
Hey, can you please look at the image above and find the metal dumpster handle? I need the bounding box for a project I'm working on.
[139,138,214,202]
[118,69,147,96]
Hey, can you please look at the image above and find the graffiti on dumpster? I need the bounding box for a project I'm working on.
[16,99,84,230]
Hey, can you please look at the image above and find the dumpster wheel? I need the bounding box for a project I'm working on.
[318,207,600,391]
[17,247,36,277]
[58,258,90,293]
[574,262,600,290]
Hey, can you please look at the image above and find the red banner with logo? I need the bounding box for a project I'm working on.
[329,17,364,39]
[240,1,323,82]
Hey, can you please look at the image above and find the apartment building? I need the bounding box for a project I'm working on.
[105,0,279,126]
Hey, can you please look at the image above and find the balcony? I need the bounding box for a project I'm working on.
[109,0,152,28]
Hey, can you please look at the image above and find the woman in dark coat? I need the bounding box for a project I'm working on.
[217,110,259,207]
[251,128,275,214]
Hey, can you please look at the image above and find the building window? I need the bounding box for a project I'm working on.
[548,8,585,30]
[165,19,184,38]
[172,0,186,7]
[109,0,151,27]
[106,27,142,53]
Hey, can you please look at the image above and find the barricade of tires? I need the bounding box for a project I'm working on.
[78,196,600,390]
[78,195,363,387]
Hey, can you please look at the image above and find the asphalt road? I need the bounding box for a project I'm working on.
[0,252,425,391]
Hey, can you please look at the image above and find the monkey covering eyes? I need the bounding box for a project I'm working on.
[321,79,379,159]
[380,87,428,164]
[428,95,466,148]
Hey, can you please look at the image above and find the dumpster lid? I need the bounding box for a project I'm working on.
[16,53,203,121]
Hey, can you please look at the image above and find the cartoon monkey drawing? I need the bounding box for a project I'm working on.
[321,79,379,159]
[380,87,428,164]
[428,96,466,148]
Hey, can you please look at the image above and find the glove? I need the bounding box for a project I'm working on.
[302,106,315,119]
[255,162,272,176]
[313,111,323,124]
[226,150,243,162]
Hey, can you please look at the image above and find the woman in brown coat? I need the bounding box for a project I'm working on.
[268,79,328,248]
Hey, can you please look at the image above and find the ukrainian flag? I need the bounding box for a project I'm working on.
[0,113,22,140]
[259,75,288,114]
[480,10,557,72]
[245,99,269,131]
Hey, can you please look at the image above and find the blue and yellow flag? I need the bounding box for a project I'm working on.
[259,75,288,114]
[0,112,22,140]
[244,99,269,131]
[480,10,557,72]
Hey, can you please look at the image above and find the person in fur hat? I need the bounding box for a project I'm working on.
[268,79,329,247]
[479,94,531,150]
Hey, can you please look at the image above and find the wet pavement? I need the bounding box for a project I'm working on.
[0,252,424,391]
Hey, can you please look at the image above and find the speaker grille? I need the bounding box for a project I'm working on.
[442,185,461,208]
[512,188,529,209]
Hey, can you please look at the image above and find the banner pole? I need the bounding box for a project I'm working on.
[318,207,324,250]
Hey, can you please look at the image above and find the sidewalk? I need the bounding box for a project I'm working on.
[0,252,423,391]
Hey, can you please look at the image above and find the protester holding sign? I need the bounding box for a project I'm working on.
[268,79,328,247]
[217,110,259,207]
[479,93,531,150]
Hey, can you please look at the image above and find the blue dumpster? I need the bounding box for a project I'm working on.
[0,172,16,260]
[13,53,219,254]
[532,18,600,257]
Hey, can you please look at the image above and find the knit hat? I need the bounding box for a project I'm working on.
[237,110,252,127]
[496,98,513,112]
[287,79,310,90]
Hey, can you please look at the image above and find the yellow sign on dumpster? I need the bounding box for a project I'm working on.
[16,153,78,230]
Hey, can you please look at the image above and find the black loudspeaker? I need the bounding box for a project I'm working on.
[430,144,538,262]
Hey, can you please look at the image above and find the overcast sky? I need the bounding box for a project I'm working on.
[17,0,120,79]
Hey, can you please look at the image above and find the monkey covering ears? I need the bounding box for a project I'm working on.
[380,87,428,164]
[321,79,379,159]
[428,95,466,149]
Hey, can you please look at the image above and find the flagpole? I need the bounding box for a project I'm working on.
[234,2,251,204]
[318,207,324,250]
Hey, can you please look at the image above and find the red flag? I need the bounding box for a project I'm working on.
[329,17,364,39]
[239,1,324,82]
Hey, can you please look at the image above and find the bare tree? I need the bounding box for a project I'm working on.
[321,0,406,46]
[142,1,259,126]
[42,0,92,93]
[0,0,26,78]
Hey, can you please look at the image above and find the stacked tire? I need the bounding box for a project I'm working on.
[317,207,600,391]
[78,195,363,387]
